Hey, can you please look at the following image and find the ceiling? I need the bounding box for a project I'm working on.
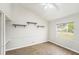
[20,3,79,21]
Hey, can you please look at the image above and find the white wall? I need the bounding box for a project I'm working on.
[49,13,79,53]
[6,4,48,51]
[0,3,12,19]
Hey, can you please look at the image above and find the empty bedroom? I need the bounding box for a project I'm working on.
[3,3,79,55]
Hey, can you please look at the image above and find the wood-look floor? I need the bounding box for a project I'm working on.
[6,42,79,55]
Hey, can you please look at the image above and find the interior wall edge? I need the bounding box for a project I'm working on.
[49,12,79,22]
[48,40,79,54]
[6,40,47,51]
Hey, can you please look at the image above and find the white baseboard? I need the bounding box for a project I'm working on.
[6,40,47,51]
[6,40,79,54]
[49,40,79,54]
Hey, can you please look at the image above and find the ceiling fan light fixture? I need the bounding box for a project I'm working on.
[40,3,55,9]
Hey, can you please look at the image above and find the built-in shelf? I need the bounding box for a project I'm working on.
[13,24,27,28]
[26,22,37,25]
[37,25,45,28]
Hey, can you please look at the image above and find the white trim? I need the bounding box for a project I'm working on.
[48,40,79,54]
[6,40,79,54]
[3,14,6,55]
[0,12,6,55]
[6,40,47,51]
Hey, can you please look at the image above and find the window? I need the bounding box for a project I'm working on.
[56,22,74,40]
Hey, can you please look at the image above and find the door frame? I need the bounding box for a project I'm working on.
[0,11,6,55]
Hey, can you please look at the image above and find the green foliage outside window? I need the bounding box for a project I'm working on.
[68,22,74,33]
